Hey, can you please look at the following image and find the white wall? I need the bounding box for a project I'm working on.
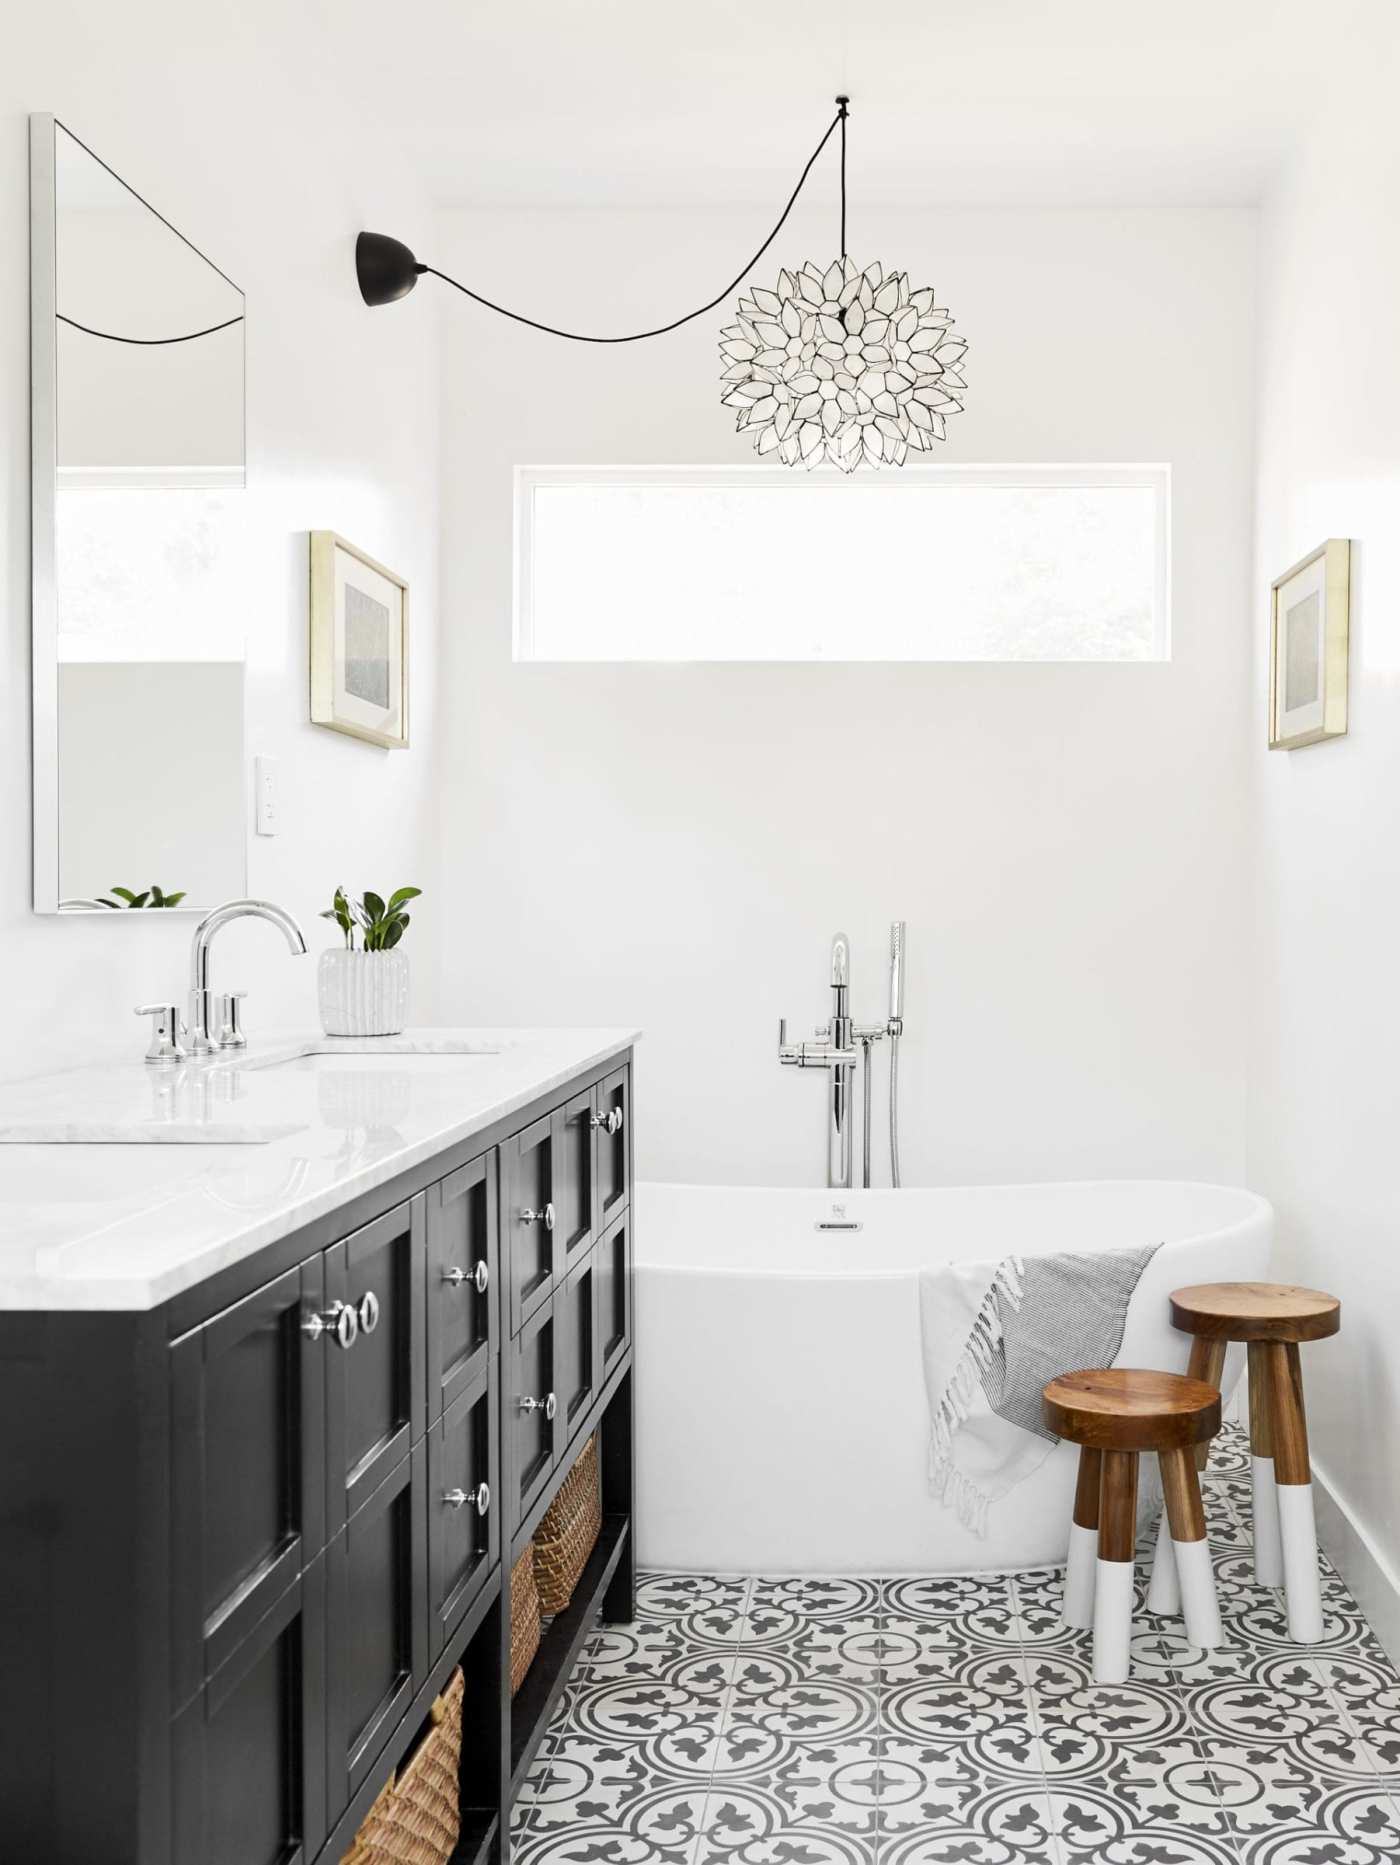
[436,202,1257,1190]
[1,2,445,1080]
[1249,28,1400,1612]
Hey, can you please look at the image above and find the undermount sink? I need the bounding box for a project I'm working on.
[233,1037,503,1074]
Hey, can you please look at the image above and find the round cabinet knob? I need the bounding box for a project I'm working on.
[357,1291,380,1335]
[443,1483,490,1516]
[591,1108,624,1135]
[520,1202,556,1232]
[303,1301,359,1349]
[473,1259,490,1294]
[519,1392,557,1422]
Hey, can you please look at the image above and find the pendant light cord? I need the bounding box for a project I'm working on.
[420,100,850,345]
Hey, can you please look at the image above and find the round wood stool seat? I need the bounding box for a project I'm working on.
[1170,1279,1340,1646]
[1042,1366,1224,1683]
[1169,1281,1340,1344]
[1043,1368,1221,1453]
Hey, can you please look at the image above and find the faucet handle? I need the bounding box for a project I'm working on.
[213,991,248,1050]
[136,1004,187,1066]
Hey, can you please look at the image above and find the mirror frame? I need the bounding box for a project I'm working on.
[28,113,248,915]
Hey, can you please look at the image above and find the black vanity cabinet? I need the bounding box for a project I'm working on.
[0,1048,635,1865]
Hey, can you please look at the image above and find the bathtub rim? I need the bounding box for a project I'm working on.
[634,1175,1275,1283]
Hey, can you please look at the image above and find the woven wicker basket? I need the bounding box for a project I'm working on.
[510,1543,542,1696]
[534,1434,601,1616]
[340,1667,462,1865]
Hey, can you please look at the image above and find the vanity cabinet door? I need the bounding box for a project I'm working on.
[326,1196,426,1537]
[172,1556,327,1865]
[501,1112,560,1334]
[427,1365,498,1659]
[554,1086,597,1277]
[326,1443,429,1822]
[509,1301,562,1528]
[556,1249,600,1447]
[594,1066,631,1233]
[597,1206,633,1382]
[426,1152,497,1421]
[171,1254,327,1710]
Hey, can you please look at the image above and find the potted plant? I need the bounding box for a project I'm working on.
[317,885,421,1036]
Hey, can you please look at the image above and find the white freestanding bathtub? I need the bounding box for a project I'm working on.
[634,1179,1272,1575]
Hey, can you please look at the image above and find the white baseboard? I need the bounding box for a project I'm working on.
[1312,1455,1400,1667]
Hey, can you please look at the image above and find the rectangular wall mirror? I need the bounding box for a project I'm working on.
[30,115,247,915]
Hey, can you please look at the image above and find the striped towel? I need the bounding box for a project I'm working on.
[920,1242,1161,1537]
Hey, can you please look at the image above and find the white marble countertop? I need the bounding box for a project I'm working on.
[0,1027,639,1312]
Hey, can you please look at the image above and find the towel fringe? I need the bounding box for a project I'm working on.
[925,1252,1026,1534]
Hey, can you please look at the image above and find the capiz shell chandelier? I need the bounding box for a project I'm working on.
[722,257,966,469]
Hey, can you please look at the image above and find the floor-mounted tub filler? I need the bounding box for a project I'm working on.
[634,1177,1271,1574]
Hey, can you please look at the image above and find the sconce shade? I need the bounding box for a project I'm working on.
[356,231,422,306]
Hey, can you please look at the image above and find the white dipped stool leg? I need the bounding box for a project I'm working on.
[1248,1343,1284,1586]
[1267,1339,1325,1644]
[1093,1450,1138,1684]
[1146,1509,1180,1616]
[1159,1446,1223,1649]
[1277,1482,1324,1643]
[1063,1447,1102,1631]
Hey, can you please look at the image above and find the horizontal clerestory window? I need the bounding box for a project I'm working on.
[514,464,1170,664]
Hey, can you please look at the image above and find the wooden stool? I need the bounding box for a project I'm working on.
[1170,1281,1340,1644]
[1044,1368,1222,1684]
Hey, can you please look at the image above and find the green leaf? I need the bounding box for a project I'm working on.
[362,891,386,925]
[128,892,151,910]
[386,886,421,913]
[97,897,119,909]
[111,886,137,903]
[150,885,166,906]
[164,891,186,907]
[383,920,404,949]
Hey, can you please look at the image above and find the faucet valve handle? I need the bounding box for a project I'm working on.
[213,991,248,1050]
[136,1004,187,1066]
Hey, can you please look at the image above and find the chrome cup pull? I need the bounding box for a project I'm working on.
[357,1291,380,1335]
[520,1202,555,1231]
[303,1300,358,1349]
[443,1483,490,1516]
[518,1392,557,1422]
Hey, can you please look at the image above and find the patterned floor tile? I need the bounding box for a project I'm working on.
[523,1443,1399,1865]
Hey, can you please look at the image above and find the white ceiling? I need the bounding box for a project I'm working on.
[328,0,1374,209]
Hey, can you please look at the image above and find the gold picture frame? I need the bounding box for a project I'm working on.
[1268,538,1349,750]
[309,531,409,749]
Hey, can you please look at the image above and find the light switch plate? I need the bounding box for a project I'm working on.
[254,755,279,836]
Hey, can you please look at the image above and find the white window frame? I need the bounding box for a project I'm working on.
[513,462,1172,663]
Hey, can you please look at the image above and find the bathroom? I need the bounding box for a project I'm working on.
[1,1,1397,1860]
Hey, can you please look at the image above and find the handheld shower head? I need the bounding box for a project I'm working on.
[888,920,906,1031]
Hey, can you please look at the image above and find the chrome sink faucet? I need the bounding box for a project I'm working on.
[778,925,907,1190]
[187,898,308,1055]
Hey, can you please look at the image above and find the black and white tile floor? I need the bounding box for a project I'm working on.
[513,1427,1400,1865]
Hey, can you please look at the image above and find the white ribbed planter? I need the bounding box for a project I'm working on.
[318,949,409,1037]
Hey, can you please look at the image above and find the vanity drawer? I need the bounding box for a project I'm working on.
[326,1443,429,1822]
[594,1066,631,1232]
[556,1249,600,1446]
[172,1555,327,1865]
[170,1254,327,1710]
[427,1366,498,1658]
[326,1196,426,1538]
[509,1301,563,1528]
[501,1112,560,1334]
[426,1152,497,1420]
[597,1206,633,1381]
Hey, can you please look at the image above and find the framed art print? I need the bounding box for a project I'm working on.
[1269,538,1349,750]
[309,531,409,749]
